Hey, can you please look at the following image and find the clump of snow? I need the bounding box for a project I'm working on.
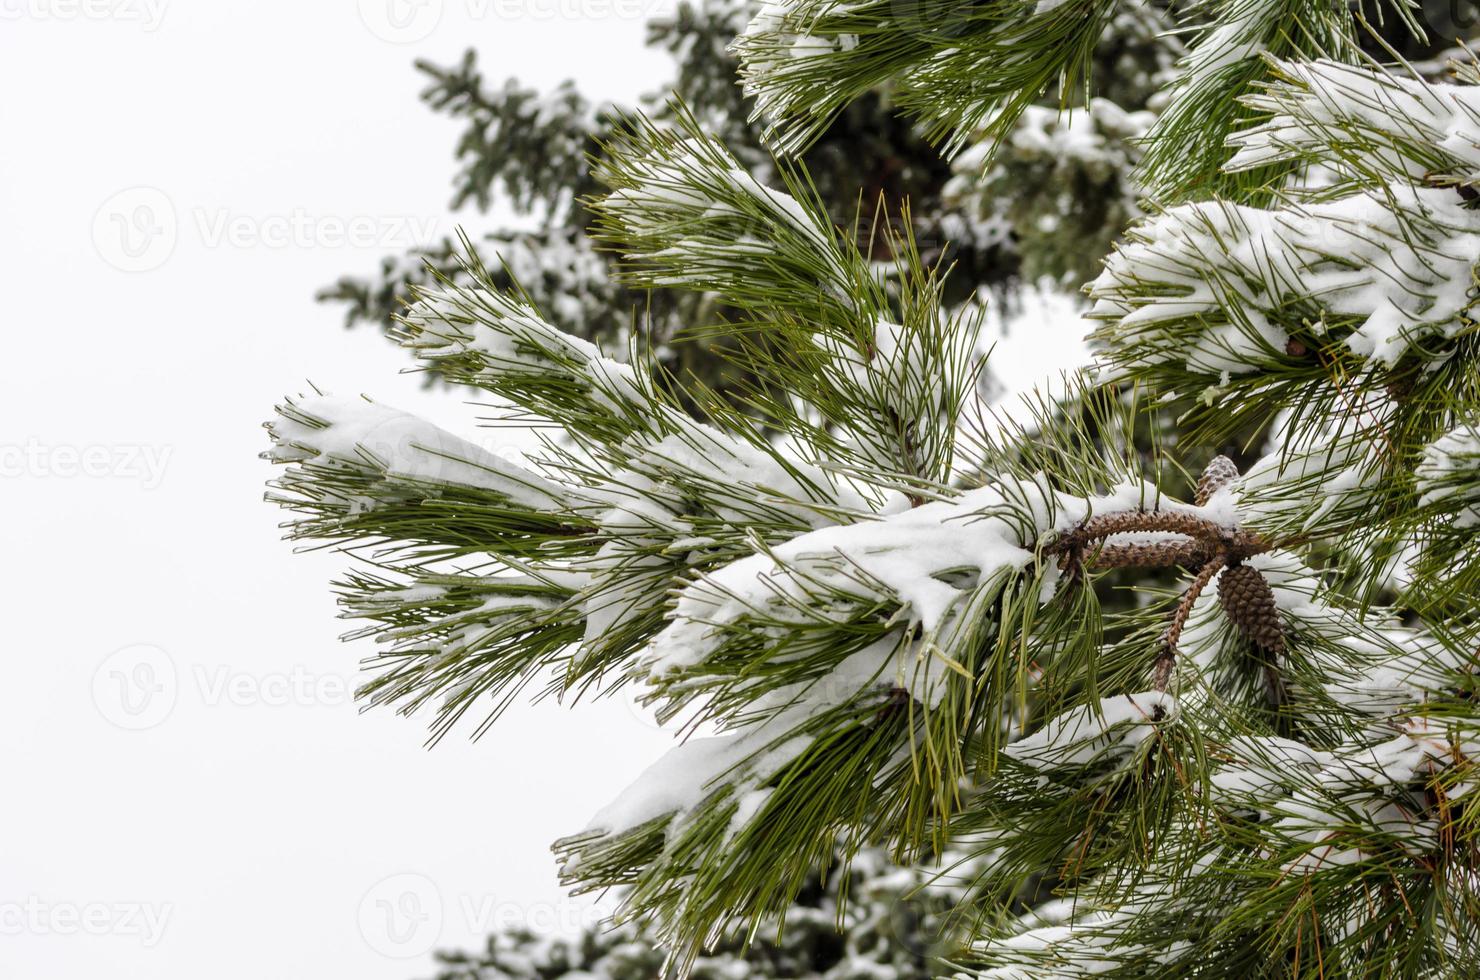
[403,284,646,415]
[1417,423,1480,527]
[1004,690,1177,770]
[266,394,569,511]
[582,731,808,838]
[621,429,869,531]
[1092,184,1480,372]
[1232,417,1383,532]
[1180,10,1266,89]
[1228,59,1480,186]
[643,480,1048,675]
[1208,715,1474,874]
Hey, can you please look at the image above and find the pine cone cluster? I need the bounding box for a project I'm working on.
[1196,455,1240,506]
[1218,563,1284,654]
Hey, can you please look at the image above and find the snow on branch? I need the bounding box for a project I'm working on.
[1135,0,1362,199]
[339,570,579,742]
[551,474,1295,959]
[733,0,1115,156]
[595,110,986,483]
[1228,58,1480,189]
[264,394,579,556]
[969,606,1477,976]
[266,395,562,505]
[641,482,1049,689]
[1417,422,1480,527]
[1090,184,1480,374]
[1410,422,1480,602]
[398,273,656,443]
[1003,690,1177,770]
[1207,713,1474,876]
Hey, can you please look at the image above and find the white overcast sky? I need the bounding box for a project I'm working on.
[0,3,1087,978]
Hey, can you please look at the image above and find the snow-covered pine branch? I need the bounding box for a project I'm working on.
[1228,58,1480,192]
[1133,0,1366,200]
[1418,422,1480,526]
[269,237,1373,970]
[733,0,1115,156]
[266,15,1480,978]
[963,550,1477,976]
[264,394,581,560]
[1090,184,1480,381]
[959,53,1480,979]
[594,110,986,486]
[1408,421,1480,606]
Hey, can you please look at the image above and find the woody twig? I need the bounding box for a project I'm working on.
[1047,457,1283,693]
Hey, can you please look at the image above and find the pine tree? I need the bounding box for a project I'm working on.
[317,0,1183,402]
[427,847,961,980]
[269,3,1480,977]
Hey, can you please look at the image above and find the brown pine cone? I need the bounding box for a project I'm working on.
[1218,563,1284,654]
[1196,455,1240,506]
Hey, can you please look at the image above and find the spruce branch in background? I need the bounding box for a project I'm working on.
[319,2,1465,407]
[428,847,961,980]
[271,1,1480,976]
[319,1,1188,407]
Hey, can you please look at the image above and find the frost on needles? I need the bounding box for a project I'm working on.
[266,10,1480,979]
